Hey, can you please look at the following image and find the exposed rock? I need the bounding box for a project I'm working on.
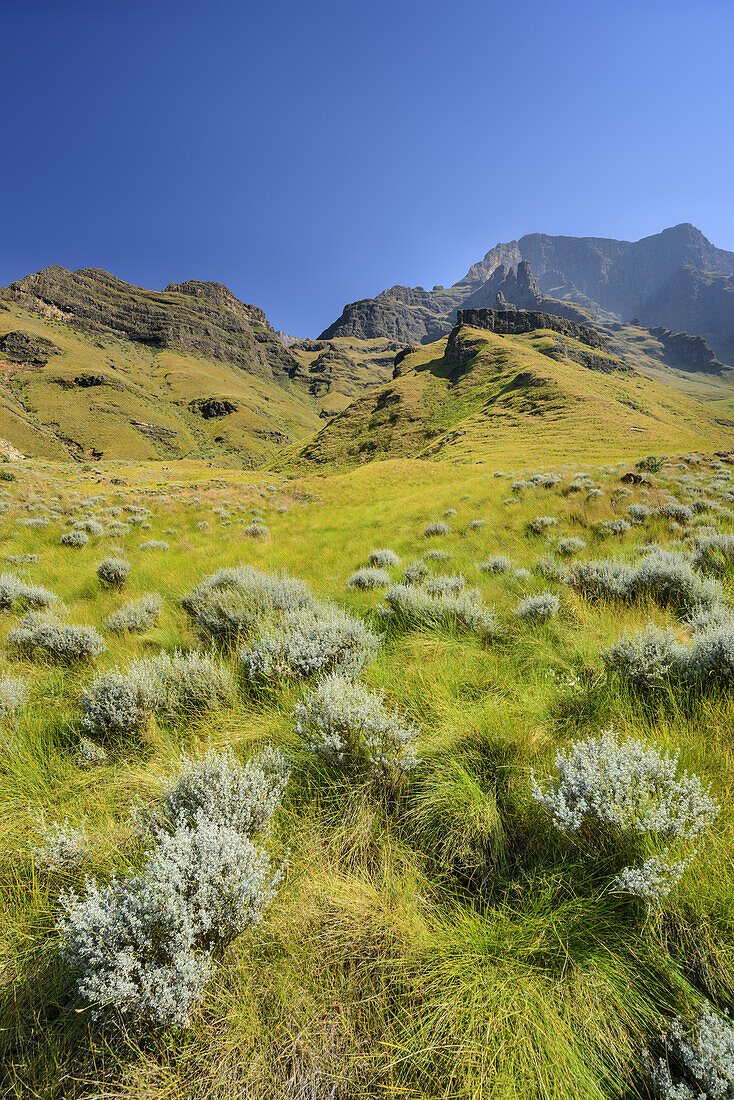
[129,421,178,443]
[0,330,61,365]
[648,326,726,374]
[189,397,239,419]
[454,308,608,349]
[51,373,126,390]
[0,267,300,380]
[319,224,734,365]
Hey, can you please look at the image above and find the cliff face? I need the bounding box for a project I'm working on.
[319,224,734,365]
[0,267,299,380]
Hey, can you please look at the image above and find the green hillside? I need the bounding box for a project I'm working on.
[276,323,734,471]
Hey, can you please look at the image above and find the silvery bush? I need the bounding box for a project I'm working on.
[294,672,419,779]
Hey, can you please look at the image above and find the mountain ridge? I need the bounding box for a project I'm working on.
[320,224,734,362]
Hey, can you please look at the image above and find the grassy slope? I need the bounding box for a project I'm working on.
[274,326,734,472]
[286,336,396,417]
[0,451,734,1097]
[0,304,323,464]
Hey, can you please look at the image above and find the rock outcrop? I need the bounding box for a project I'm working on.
[0,330,61,365]
[0,267,300,380]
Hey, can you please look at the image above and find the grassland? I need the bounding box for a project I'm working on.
[0,448,733,1098]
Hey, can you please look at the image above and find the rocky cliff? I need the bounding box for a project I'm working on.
[0,267,299,380]
[320,224,734,364]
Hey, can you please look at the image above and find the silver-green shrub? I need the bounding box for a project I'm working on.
[526,516,558,535]
[531,727,718,838]
[181,565,312,644]
[80,661,162,736]
[598,519,631,536]
[0,673,28,720]
[648,1003,734,1099]
[425,573,466,596]
[380,583,498,639]
[294,672,419,778]
[32,815,89,872]
[692,534,734,576]
[602,626,689,686]
[239,603,381,682]
[61,530,88,548]
[97,557,131,589]
[347,567,391,590]
[368,548,400,568]
[106,594,163,634]
[403,559,430,585]
[515,592,560,623]
[424,521,451,537]
[627,503,651,525]
[139,540,169,552]
[0,573,55,611]
[9,613,105,664]
[139,745,290,839]
[478,555,512,574]
[556,537,586,556]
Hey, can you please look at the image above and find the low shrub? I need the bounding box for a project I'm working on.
[515,592,560,623]
[691,533,734,576]
[106,594,163,634]
[0,673,28,720]
[556,536,586,556]
[239,603,381,683]
[647,1003,734,1099]
[97,557,131,589]
[598,519,631,536]
[181,565,312,645]
[424,573,466,595]
[0,573,55,611]
[60,531,88,548]
[424,521,450,537]
[526,516,558,535]
[347,567,391,590]
[403,559,430,585]
[31,815,89,872]
[139,540,169,552]
[294,672,419,779]
[602,626,688,686]
[380,583,499,640]
[532,728,717,838]
[138,745,291,839]
[9,614,105,664]
[368,548,400,568]
[477,555,512,574]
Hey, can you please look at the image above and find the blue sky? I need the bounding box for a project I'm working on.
[2,0,733,335]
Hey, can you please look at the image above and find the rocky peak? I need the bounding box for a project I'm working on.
[0,265,298,380]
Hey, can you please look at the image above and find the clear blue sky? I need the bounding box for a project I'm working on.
[2,0,733,336]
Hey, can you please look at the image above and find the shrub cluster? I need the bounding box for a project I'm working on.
[477,555,512,574]
[239,604,381,683]
[60,530,88,548]
[380,583,498,640]
[532,727,718,901]
[294,672,419,779]
[181,565,311,645]
[424,521,451,537]
[526,516,557,535]
[80,650,236,737]
[569,550,721,615]
[347,567,391,590]
[515,592,560,623]
[58,746,288,1027]
[648,1003,734,1099]
[0,573,55,611]
[9,614,105,664]
[368,548,400,568]
[105,594,163,634]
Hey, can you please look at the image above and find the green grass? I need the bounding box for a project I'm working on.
[0,451,733,1097]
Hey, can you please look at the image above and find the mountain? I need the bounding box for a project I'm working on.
[277,308,734,470]
[0,267,390,462]
[320,224,734,362]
